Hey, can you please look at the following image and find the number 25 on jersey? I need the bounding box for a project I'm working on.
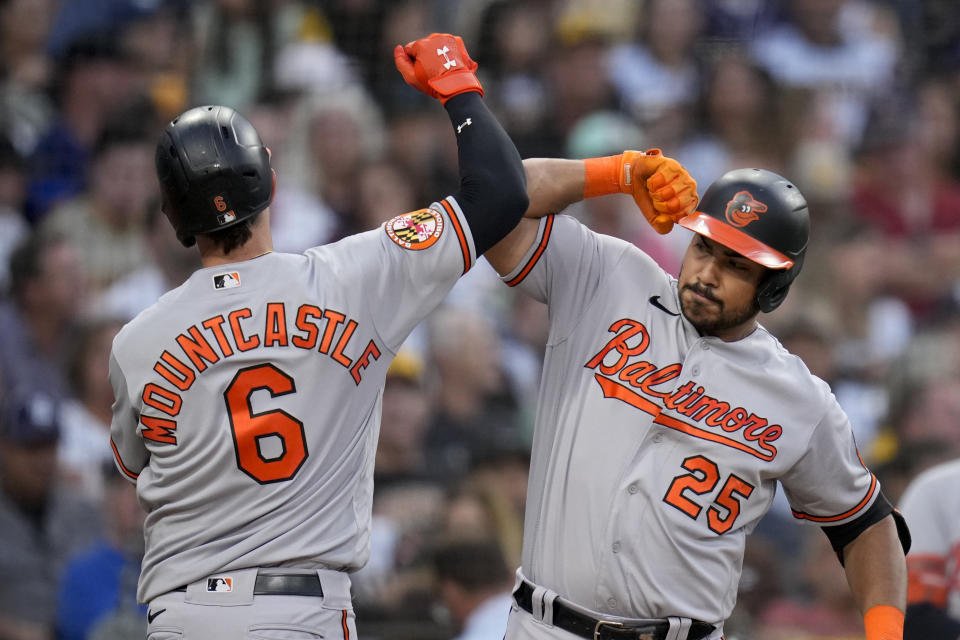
[663,455,755,534]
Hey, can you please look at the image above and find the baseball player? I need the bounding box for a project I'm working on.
[897,457,960,638]
[109,33,529,639]
[483,155,912,640]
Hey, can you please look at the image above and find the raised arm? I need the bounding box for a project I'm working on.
[843,515,908,640]
[395,33,528,254]
[485,151,698,276]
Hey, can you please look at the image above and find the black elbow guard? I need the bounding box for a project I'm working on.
[821,492,911,564]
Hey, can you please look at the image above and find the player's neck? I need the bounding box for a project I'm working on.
[198,212,275,267]
[707,318,759,342]
[198,234,275,268]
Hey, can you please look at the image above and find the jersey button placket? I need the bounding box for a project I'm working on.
[627,482,639,494]
[611,541,621,553]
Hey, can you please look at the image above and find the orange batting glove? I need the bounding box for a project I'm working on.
[584,149,698,234]
[393,33,483,104]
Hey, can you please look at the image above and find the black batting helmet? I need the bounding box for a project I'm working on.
[678,168,809,313]
[155,105,274,247]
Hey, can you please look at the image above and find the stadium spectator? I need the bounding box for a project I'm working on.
[0,233,85,396]
[0,387,101,640]
[432,537,514,640]
[39,102,157,294]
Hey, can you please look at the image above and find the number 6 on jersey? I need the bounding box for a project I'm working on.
[224,364,308,484]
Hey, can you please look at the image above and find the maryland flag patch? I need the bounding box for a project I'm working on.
[385,208,444,250]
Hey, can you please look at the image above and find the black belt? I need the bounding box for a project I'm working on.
[174,572,324,597]
[514,580,714,640]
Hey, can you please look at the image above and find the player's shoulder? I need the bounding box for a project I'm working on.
[304,226,382,261]
[111,278,192,359]
[554,213,666,273]
[751,325,833,398]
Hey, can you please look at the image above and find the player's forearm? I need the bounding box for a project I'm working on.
[444,92,528,254]
[843,516,908,637]
[522,158,586,218]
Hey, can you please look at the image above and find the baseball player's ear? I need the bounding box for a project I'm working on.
[269,169,277,205]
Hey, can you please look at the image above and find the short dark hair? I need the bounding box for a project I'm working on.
[201,212,261,255]
[432,538,510,591]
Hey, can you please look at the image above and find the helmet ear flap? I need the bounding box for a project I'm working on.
[756,272,790,313]
[756,253,804,313]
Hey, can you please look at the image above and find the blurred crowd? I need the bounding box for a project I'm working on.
[0,0,959,639]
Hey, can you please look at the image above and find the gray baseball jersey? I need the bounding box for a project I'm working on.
[898,458,960,618]
[500,215,878,626]
[110,198,475,604]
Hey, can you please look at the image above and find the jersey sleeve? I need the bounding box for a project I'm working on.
[779,394,880,525]
[498,214,635,342]
[309,197,476,351]
[108,347,147,483]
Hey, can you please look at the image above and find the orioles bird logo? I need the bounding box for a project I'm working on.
[724,190,768,228]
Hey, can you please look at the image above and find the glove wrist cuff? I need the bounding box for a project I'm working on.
[864,605,903,640]
[583,154,627,199]
[431,74,484,104]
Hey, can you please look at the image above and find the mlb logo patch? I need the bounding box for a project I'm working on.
[213,272,241,290]
[207,577,233,592]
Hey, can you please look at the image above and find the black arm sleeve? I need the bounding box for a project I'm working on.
[821,492,911,564]
[443,92,528,255]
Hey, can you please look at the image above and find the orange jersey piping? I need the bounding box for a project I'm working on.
[111,438,139,480]
[440,199,471,275]
[507,215,554,287]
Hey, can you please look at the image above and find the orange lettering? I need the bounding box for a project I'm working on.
[292,305,322,350]
[676,386,706,415]
[319,310,345,354]
[619,361,656,388]
[142,383,182,416]
[140,415,178,444]
[332,319,357,368]
[202,315,234,357]
[154,350,196,391]
[689,396,731,424]
[664,381,696,410]
[229,308,260,351]
[264,303,288,347]
[638,364,682,398]
[177,325,220,371]
[350,340,382,384]
[584,319,650,374]
[721,408,750,433]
